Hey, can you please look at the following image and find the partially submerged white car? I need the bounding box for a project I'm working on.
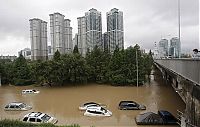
[84,106,112,117]
[22,112,57,124]
[4,102,32,111]
[79,102,106,110]
[22,89,40,94]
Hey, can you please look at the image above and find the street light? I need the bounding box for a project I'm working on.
[136,49,138,87]
[178,0,181,58]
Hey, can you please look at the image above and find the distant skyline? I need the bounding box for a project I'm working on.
[0,0,199,55]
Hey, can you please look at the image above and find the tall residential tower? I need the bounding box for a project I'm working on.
[77,16,86,56]
[50,12,72,55]
[158,38,168,58]
[29,18,48,60]
[107,8,124,53]
[77,8,102,56]
[169,37,181,58]
[85,8,102,51]
[64,19,73,53]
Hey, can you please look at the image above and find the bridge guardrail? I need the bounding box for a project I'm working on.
[154,59,200,86]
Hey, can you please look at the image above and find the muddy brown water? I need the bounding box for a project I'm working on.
[0,74,185,127]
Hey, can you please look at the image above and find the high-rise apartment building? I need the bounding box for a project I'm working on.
[50,12,72,55]
[77,8,102,56]
[169,37,181,58]
[85,8,102,51]
[73,33,78,49]
[77,16,86,55]
[102,32,108,51]
[64,19,73,53]
[29,18,48,60]
[158,38,168,58]
[107,8,124,53]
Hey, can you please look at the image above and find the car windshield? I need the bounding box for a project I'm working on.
[19,104,25,108]
[84,102,97,106]
[101,107,107,113]
[41,114,51,122]
[33,90,36,92]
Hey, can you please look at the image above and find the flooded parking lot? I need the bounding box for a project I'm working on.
[0,73,185,126]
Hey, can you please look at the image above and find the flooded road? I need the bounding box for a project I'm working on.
[0,71,185,126]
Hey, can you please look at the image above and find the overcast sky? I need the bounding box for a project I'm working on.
[0,0,199,55]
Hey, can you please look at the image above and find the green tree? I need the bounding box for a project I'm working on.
[86,45,106,83]
[53,50,61,61]
[12,55,32,85]
[73,45,79,54]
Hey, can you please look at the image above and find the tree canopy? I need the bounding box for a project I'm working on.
[0,44,153,86]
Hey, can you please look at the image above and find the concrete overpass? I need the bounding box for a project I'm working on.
[154,59,200,127]
[154,59,200,86]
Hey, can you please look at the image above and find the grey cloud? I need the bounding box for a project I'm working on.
[0,0,199,55]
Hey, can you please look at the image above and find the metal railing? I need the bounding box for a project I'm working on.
[177,110,198,127]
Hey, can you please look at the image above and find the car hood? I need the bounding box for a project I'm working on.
[139,105,146,110]
[48,117,58,124]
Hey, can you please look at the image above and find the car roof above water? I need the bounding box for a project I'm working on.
[84,102,98,106]
[7,102,24,106]
[25,112,45,118]
[119,101,136,104]
[22,89,36,91]
[158,110,175,117]
[86,106,104,110]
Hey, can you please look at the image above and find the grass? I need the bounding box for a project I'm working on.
[0,119,80,127]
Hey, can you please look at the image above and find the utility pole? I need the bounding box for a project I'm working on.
[178,0,181,58]
[136,49,138,87]
[0,74,1,86]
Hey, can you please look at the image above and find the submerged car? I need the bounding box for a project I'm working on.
[79,102,106,110]
[158,110,178,125]
[135,112,163,125]
[118,101,146,110]
[22,89,40,94]
[135,110,178,125]
[22,112,57,124]
[4,102,32,111]
[84,106,112,117]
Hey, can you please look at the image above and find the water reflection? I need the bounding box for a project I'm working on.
[0,72,185,126]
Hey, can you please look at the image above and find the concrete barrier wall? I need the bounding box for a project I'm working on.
[154,59,200,86]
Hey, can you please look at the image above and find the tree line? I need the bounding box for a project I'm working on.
[0,44,153,86]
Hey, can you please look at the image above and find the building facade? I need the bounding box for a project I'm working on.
[50,13,73,55]
[50,13,65,54]
[77,8,102,56]
[0,55,17,61]
[77,16,86,56]
[64,19,73,53]
[102,32,108,51]
[169,37,181,58]
[158,38,168,58]
[153,42,159,59]
[18,48,31,60]
[73,33,78,49]
[29,18,48,61]
[107,8,124,53]
[85,8,102,51]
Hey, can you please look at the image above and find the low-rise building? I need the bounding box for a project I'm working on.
[0,55,17,61]
[18,48,31,60]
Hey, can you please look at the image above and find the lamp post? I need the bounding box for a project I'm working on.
[0,74,1,86]
[178,0,181,58]
[136,49,138,87]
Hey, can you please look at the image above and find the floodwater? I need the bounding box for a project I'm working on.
[0,71,185,127]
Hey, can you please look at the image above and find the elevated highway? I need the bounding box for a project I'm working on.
[154,59,200,127]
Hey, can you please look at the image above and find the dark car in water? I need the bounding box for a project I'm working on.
[158,110,178,125]
[135,110,178,125]
[135,112,163,125]
[118,101,146,110]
